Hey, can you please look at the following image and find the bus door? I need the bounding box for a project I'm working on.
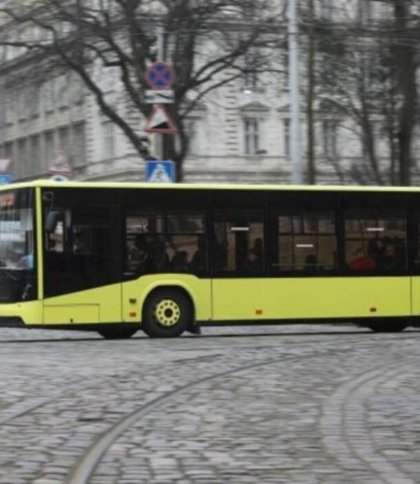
[212,210,265,321]
[42,199,122,325]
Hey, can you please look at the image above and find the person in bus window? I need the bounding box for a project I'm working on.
[19,252,34,269]
[304,254,318,274]
[252,237,263,260]
[147,235,170,271]
[378,243,400,272]
[130,235,152,272]
[349,247,375,271]
[171,250,189,272]
[190,237,206,272]
[242,249,261,271]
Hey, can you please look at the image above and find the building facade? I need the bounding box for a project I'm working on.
[0,0,418,185]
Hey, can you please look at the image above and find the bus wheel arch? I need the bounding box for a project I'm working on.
[142,286,195,338]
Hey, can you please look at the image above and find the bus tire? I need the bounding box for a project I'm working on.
[98,327,138,339]
[142,288,192,338]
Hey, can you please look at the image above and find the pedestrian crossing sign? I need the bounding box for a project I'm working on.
[145,160,175,183]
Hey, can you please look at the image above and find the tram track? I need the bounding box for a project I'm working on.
[0,330,419,483]
[0,330,417,432]
[321,363,417,484]
[67,333,420,484]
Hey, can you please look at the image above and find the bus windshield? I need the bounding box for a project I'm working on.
[0,203,34,270]
[0,188,36,302]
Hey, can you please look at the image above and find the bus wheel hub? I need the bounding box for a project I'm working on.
[154,299,180,327]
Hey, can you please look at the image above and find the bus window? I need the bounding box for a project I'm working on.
[213,210,264,274]
[344,214,407,273]
[272,212,337,274]
[125,210,206,275]
[0,188,37,302]
[43,205,117,297]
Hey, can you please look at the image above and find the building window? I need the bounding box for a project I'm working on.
[323,120,338,158]
[28,85,41,118]
[3,90,15,126]
[59,127,70,161]
[57,75,69,109]
[44,131,55,167]
[72,122,86,167]
[30,135,40,173]
[359,0,373,24]
[43,79,55,113]
[321,0,333,19]
[17,138,28,177]
[283,119,290,158]
[243,117,260,155]
[4,142,13,173]
[17,86,28,122]
[69,74,84,105]
[102,120,115,159]
[243,54,259,91]
[186,119,199,155]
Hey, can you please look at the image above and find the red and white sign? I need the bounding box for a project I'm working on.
[145,105,177,134]
[49,150,72,175]
[0,158,11,172]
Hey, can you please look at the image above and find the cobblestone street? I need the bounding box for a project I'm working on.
[0,325,420,484]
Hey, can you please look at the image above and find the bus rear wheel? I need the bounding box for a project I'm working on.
[98,327,138,339]
[142,289,192,338]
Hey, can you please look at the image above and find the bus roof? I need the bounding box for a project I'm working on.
[1,179,420,194]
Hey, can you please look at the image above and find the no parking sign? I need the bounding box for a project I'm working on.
[145,62,175,89]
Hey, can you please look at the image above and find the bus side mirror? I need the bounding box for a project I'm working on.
[45,211,61,233]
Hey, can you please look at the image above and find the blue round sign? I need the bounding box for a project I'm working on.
[145,61,175,89]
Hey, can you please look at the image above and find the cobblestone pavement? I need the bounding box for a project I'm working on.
[0,325,420,484]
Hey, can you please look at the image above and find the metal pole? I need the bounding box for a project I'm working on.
[152,25,165,161]
[288,0,303,184]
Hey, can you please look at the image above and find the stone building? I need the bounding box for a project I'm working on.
[0,0,416,185]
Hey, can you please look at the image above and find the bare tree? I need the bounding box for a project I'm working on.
[0,0,282,181]
[310,0,420,186]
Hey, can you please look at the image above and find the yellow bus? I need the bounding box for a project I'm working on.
[0,180,418,338]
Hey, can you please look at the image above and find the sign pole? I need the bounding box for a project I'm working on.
[156,25,165,161]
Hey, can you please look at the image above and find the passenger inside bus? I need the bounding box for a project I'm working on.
[304,254,319,274]
[377,243,400,271]
[242,249,262,271]
[129,234,152,272]
[171,250,190,272]
[349,247,376,271]
[190,238,206,272]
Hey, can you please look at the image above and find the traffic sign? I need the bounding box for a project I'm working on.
[0,174,13,185]
[145,61,175,89]
[145,89,174,104]
[145,161,175,183]
[49,150,72,176]
[145,105,177,134]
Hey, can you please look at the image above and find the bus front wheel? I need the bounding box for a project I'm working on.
[142,289,192,338]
